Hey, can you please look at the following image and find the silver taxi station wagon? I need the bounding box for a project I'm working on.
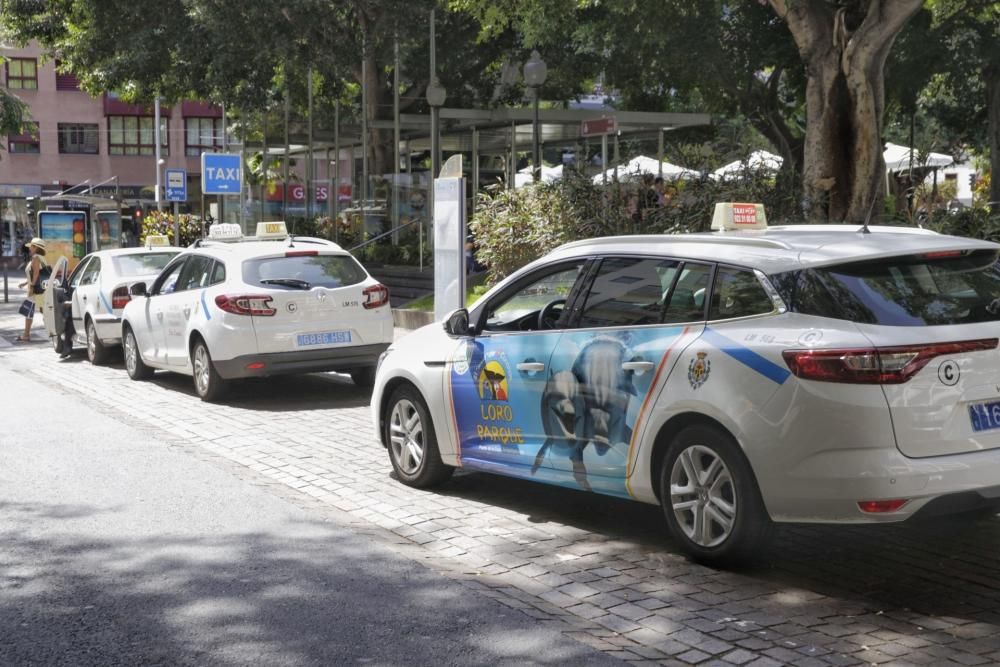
[372,203,1000,565]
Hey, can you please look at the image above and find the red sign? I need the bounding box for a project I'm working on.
[732,203,759,226]
[264,183,352,203]
[581,117,617,137]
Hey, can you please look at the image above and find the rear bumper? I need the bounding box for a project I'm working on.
[213,342,390,379]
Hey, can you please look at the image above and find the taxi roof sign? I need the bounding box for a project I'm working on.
[208,223,243,240]
[145,235,170,248]
[256,221,288,239]
[711,202,768,231]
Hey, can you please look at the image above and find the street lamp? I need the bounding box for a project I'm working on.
[523,50,547,182]
[426,76,447,180]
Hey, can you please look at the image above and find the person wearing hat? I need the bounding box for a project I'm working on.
[16,237,48,342]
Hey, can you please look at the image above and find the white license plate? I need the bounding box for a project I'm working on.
[297,330,352,347]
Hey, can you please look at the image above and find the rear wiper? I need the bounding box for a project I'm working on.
[260,278,311,289]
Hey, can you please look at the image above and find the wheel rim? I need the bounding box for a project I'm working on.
[388,399,424,475]
[87,322,96,359]
[193,345,210,395]
[670,444,737,548]
[124,332,137,374]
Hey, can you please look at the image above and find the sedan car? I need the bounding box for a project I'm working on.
[120,222,394,401]
[372,203,1000,566]
[46,240,181,364]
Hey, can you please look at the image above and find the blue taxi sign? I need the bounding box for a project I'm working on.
[201,153,242,195]
[165,168,187,202]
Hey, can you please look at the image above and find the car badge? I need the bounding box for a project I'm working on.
[316,291,327,301]
[287,302,298,313]
[688,351,711,390]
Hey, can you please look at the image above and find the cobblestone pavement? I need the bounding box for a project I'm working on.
[4,295,1000,666]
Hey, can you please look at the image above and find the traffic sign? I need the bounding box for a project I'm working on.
[165,168,187,202]
[581,117,617,137]
[201,153,242,194]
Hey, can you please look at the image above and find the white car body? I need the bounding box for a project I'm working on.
[64,246,182,349]
[373,222,1000,562]
[120,234,394,399]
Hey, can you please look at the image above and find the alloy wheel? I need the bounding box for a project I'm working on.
[669,444,737,548]
[124,332,137,374]
[87,321,97,360]
[193,345,210,396]
[389,398,424,475]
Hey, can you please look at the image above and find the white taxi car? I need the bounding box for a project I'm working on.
[373,203,1000,565]
[47,238,182,364]
[121,222,394,401]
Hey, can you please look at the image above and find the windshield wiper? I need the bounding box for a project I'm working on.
[260,278,311,289]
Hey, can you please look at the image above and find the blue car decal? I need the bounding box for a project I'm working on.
[99,290,113,314]
[701,327,790,385]
[200,291,212,321]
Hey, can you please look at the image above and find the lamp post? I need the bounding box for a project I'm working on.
[426,77,447,180]
[523,50,547,182]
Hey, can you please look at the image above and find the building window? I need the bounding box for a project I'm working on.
[54,61,81,91]
[108,116,168,156]
[57,123,99,154]
[5,58,38,90]
[185,117,222,156]
[9,122,40,154]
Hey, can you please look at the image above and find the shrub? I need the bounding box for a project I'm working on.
[925,206,1000,242]
[139,211,204,247]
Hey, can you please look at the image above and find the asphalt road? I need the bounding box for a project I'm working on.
[0,365,621,666]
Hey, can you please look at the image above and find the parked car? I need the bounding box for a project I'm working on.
[372,203,1000,566]
[46,239,182,364]
[120,222,394,401]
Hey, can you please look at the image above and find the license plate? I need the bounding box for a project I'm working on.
[297,330,352,347]
[969,401,1000,432]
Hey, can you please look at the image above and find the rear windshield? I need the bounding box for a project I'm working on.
[243,253,368,289]
[111,252,179,278]
[770,249,1000,326]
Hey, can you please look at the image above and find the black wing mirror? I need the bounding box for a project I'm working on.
[443,308,471,336]
[129,282,148,297]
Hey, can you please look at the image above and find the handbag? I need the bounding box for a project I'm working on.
[32,264,52,293]
[18,298,35,319]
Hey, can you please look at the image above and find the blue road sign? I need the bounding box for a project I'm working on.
[201,153,242,195]
[165,168,187,202]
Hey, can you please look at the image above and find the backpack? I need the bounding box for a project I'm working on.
[33,263,52,293]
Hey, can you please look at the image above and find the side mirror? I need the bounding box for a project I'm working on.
[129,282,148,298]
[443,308,471,337]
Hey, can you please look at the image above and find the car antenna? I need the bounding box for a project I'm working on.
[859,170,882,235]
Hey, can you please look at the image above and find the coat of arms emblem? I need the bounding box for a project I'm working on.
[687,351,711,390]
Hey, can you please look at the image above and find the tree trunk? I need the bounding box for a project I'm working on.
[769,0,922,222]
[988,66,1000,213]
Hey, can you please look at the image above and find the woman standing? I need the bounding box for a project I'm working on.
[17,237,48,342]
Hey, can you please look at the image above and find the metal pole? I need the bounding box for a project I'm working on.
[219,102,227,223]
[361,39,369,208]
[532,88,540,182]
[154,97,163,212]
[307,67,314,223]
[333,100,340,243]
[393,31,401,244]
[261,110,267,223]
[472,127,480,202]
[326,147,333,229]
[240,113,247,233]
[601,134,608,185]
[657,128,664,179]
[173,201,180,243]
[283,90,290,223]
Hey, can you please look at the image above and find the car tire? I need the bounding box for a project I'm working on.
[86,318,110,365]
[659,424,771,567]
[52,335,63,354]
[191,338,229,402]
[123,325,153,381]
[350,366,376,388]
[384,385,453,488]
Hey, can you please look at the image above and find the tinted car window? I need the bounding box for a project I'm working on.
[153,259,186,295]
[484,263,584,331]
[210,260,226,285]
[243,254,367,289]
[771,249,1000,325]
[176,255,214,291]
[577,258,678,328]
[709,267,774,320]
[69,257,91,288]
[662,263,712,324]
[111,252,178,278]
[79,257,101,286]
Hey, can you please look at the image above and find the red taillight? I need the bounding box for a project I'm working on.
[921,250,964,259]
[782,338,998,384]
[285,250,318,257]
[858,499,909,513]
[363,283,389,310]
[111,285,131,310]
[245,361,266,370]
[214,294,277,316]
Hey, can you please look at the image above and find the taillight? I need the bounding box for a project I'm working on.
[285,250,318,257]
[363,283,389,310]
[782,338,998,384]
[111,285,131,310]
[858,499,909,513]
[214,294,277,316]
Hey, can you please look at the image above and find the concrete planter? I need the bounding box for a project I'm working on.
[391,308,435,331]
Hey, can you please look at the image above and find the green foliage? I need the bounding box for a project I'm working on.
[925,206,1000,242]
[139,211,203,248]
[0,86,29,152]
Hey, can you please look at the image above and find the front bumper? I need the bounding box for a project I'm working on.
[213,342,390,379]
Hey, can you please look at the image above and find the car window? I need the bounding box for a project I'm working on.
[771,249,1000,326]
[576,257,679,328]
[708,267,775,320]
[152,258,186,296]
[79,257,101,286]
[483,262,585,331]
[243,254,367,289]
[69,257,91,288]
[662,262,712,324]
[210,260,226,285]
[111,252,178,278]
[176,255,214,291]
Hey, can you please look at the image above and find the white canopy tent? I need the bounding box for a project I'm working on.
[591,155,700,184]
[883,142,953,172]
[711,150,784,181]
[516,164,564,185]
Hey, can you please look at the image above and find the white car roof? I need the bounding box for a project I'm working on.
[187,237,351,260]
[546,225,1000,274]
[86,246,183,258]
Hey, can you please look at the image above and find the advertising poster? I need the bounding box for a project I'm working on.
[39,211,87,272]
[96,211,122,250]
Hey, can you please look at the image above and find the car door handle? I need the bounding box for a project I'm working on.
[622,360,655,373]
[156,312,163,320]
[517,362,546,373]
[183,308,191,317]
